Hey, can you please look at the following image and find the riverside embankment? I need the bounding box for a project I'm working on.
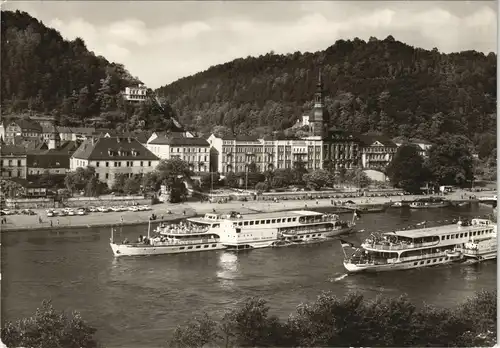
[1,189,495,232]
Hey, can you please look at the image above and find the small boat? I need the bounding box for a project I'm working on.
[410,197,450,209]
[345,203,389,213]
[445,248,462,258]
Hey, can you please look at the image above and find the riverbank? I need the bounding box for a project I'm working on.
[1,189,495,232]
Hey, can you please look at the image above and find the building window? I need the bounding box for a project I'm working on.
[114,162,117,167]
[105,173,109,179]
[140,161,144,167]
[148,161,152,167]
[17,160,21,166]
[96,161,100,167]
[106,162,109,167]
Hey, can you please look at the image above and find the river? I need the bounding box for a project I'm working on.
[1,204,496,347]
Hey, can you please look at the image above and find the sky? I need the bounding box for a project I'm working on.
[3,1,498,89]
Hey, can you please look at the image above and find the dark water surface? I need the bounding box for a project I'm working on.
[1,204,496,348]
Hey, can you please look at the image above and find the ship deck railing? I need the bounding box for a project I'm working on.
[158,228,210,235]
[119,238,218,247]
[458,246,496,256]
[363,240,439,251]
[349,250,451,265]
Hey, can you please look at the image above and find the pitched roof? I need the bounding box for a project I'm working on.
[149,136,210,146]
[9,119,42,132]
[41,124,57,133]
[57,126,71,133]
[220,134,260,141]
[358,134,397,147]
[135,131,153,144]
[27,150,71,169]
[72,136,159,161]
[0,145,27,156]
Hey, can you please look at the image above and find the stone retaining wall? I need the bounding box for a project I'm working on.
[65,196,151,208]
[5,198,54,209]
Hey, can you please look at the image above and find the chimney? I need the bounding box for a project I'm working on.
[127,137,132,143]
[116,137,120,143]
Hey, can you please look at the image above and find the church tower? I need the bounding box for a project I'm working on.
[48,127,60,150]
[310,69,324,137]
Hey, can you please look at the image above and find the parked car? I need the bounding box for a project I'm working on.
[21,209,36,215]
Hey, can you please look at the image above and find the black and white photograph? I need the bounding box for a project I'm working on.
[0,1,497,347]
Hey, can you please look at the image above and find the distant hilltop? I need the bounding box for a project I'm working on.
[0,10,496,148]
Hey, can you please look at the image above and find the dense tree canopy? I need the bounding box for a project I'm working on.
[386,144,428,193]
[426,134,474,186]
[157,37,496,144]
[1,300,98,348]
[171,290,497,348]
[1,10,181,132]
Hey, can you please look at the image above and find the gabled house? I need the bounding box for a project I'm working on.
[358,135,398,170]
[71,136,160,187]
[0,144,27,179]
[322,129,360,171]
[147,135,210,173]
[26,150,71,176]
[3,119,42,143]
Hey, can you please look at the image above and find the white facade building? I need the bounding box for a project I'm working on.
[123,84,148,102]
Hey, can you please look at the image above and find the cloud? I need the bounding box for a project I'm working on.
[5,2,497,88]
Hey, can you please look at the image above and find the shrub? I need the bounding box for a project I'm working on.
[1,300,99,348]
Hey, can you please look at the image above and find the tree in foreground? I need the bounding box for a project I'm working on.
[1,300,99,348]
[386,144,428,193]
[170,290,496,348]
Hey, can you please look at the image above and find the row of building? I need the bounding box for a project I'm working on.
[1,74,433,194]
[1,120,431,193]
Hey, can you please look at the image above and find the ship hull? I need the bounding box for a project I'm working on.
[410,202,450,209]
[223,239,277,251]
[110,242,226,257]
[344,255,462,273]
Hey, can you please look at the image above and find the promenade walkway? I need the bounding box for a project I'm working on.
[0,189,495,232]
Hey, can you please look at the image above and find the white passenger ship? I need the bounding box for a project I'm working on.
[343,218,496,273]
[219,210,355,251]
[109,219,225,257]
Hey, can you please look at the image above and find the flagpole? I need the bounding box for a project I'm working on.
[339,240,347,258]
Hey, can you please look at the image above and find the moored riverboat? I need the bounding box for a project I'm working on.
[109,220,225,257]
[342,218,496,273]
[409,197,450,209]
[220,210,356,251]
[346,203,389,213]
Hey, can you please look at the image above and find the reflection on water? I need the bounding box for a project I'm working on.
[1,204,496,348]
[217,252,239,289]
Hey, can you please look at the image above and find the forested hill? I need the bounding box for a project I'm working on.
[1,10,178,131]
[157,36,497,143]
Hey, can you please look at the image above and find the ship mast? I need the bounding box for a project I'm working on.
[147,219,151,239]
